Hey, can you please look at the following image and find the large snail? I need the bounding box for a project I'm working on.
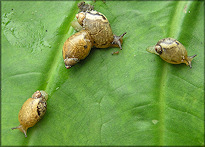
[76,10,126,49]
[62,2,126,69]
[147,38,196,68]
[11,90,48,137]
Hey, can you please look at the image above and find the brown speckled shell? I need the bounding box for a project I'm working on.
[12,90,47,137]
[148,37,197,68]
[156,38,188,65]
[77,11,114,48]
[18,97,47,129]
[62,29,93,67]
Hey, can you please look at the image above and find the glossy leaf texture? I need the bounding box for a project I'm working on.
[1,1,204,146]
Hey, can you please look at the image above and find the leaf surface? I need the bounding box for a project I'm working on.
[1,1,204,146]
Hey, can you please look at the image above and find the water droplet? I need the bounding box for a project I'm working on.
[152,120,158,125]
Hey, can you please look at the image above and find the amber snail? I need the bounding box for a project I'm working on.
[62,2,126,69]
[11,90,48,137]
[63,30,93,69]
[147,38,197,68]
[76,10,126,49]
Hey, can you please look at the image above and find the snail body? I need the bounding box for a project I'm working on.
[12,90,48,137]
[76,10,126,49]
[147,38,196,68]
[63,30,93,69]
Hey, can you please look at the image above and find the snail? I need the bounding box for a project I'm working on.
[11,90,48,137]
[147,38,197,68]
[63,30,93,69]
[76,10,127,49]
[63,7,126,69]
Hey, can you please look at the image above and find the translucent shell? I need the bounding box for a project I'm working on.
[76,10,126,49]
[147,38,196,68]
[11,90,47,137]
[62,30,93,69]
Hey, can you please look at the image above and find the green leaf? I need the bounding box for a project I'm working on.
[1,1,204,146]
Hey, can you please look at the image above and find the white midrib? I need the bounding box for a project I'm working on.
[158,1,193,145]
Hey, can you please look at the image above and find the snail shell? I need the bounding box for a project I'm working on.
[147,38,196,68]
[11,90,48,137]
[62,29,93,69]
[78,1,94,12]
[76,10,126,49]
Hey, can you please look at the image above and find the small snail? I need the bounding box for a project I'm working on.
[11,90,48,137]
[63,30,93,69]
[63,4,126,69]
[147,38,196,68]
